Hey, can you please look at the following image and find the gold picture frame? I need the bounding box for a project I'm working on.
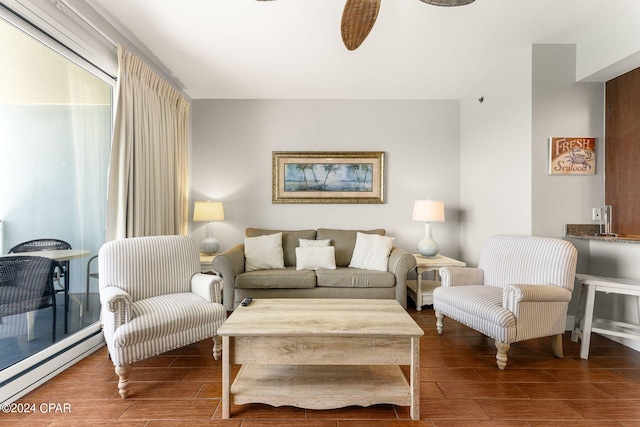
[272,151,385,204]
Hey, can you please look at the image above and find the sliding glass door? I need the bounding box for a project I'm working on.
[0,14,113,371]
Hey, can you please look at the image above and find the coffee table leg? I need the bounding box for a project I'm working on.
[410,336,420,420]
[222,336,230,419]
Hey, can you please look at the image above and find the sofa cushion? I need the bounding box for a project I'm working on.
[246,228,316,267]
[316,267,395,288]
[299,238,330,247]
[349,232,394,271]
[295,246,336,270]
[244,232,285,272]
[235,267,317,289]
[316,228,386,267]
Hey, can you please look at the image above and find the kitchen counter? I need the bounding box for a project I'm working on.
[565,224,640,244]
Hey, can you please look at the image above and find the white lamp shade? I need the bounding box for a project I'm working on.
[193,201,225,222]
[412,199,445,222]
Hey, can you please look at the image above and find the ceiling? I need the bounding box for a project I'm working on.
[87,0,636,100]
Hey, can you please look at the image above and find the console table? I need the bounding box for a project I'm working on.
[407,254,466,311]
[571,273,640,359]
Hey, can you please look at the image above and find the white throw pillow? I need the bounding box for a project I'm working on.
[244,232,285,272]
[349,232,395,272]
[299,238,331,247]
[295,246,336,270]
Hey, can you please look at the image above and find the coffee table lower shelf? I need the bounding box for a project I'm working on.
[231,364,412,409]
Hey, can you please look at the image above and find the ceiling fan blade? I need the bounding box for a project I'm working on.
[341,0,381,51]
[418,0,475,6]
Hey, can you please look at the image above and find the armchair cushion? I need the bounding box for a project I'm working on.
[112,292,223,348]
[433,285,516,342]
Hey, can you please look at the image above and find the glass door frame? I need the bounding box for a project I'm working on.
[0,2,115,404]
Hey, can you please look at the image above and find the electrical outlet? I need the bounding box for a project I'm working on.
[592,207,602,221]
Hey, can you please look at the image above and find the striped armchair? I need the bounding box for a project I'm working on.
[99,235,226,398]
[433,235,577,369]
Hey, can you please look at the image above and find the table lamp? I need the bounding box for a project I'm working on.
[193,201,225,254]
[412,199,445,257]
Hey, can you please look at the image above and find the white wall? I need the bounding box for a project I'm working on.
[576,1,640,83]
[190,100,461,257]
[458,47,534,266]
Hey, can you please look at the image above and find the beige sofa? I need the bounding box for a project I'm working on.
[213,228,417,310]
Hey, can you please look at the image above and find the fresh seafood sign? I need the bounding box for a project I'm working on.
[549,137,596,175]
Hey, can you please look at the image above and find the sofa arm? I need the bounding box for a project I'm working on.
[213,244,246,311]
[440,267,484,287]
[388,247,417,309]
[503,284,572,312]
[99,285,132,329]
[191,273,224,304]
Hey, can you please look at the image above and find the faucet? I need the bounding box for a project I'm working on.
[597,205,618,237]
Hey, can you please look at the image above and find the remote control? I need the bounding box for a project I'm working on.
[241,297,253,307]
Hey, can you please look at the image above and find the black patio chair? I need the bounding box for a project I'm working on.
[9,239,71,333]
[0,256,61,343]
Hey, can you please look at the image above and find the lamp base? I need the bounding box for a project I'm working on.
[200,237,220,255]
[417,237,439,257]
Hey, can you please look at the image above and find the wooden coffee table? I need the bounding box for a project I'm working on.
[217,298,424,420]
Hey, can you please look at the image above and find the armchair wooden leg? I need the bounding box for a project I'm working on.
[551,334,564,358]
[435,311,444,334]
[212,335,222,360]
[494,340,510,370]
[115,364,132,398]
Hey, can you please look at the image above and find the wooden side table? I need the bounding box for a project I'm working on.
[200,253,219,273]
[407,254,466,311]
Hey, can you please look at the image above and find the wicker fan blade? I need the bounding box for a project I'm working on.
[418,0,475,6]
[341,0,381,51]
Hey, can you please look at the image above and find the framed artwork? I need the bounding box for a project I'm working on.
[549,137,596,175]
[272,151,385,204]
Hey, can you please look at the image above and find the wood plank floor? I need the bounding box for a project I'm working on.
[4,306,640,426]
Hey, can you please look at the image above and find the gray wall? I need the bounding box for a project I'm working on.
[458,44,606,266]
[532,44,605,237]
[190,100,461,257]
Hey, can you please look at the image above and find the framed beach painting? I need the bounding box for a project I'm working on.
[272,151,385,204]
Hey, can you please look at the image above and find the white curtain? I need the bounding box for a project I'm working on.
[106,45,190,241]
